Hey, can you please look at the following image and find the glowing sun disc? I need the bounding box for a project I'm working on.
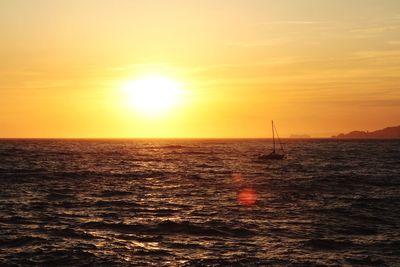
[121,75,182,115]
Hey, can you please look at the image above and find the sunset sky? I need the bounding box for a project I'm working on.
[1,0,400,138]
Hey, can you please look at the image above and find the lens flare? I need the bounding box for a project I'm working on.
[232,173,245,184]
[238,188,257,206]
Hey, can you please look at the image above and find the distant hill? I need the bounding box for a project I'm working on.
[332,125,400,139]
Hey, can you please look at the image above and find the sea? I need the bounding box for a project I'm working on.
[0,139,399,266]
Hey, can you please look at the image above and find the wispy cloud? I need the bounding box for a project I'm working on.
[360,99,400,107]
[351,24,400,35]
[226,39,285,48]
[387,40,400,45]
[108,62,175,71]
[182,57,300,75]
[353,49,400,59]
[256,20,328,26]
[300,98,400,108]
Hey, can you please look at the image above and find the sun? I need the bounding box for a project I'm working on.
[121,75,183,116]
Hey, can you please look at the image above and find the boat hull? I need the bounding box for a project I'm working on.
[258,152,285,160]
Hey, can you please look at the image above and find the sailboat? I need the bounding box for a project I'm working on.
[259,120,286,160]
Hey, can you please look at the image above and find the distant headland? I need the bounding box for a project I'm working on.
[332,125,400,139]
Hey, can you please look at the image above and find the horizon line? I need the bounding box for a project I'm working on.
[1,137,399,140]
[0,137,328,140]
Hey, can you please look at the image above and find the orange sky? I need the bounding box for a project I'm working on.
[1,0,400,138]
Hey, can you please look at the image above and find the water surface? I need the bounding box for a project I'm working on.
[0,139,399,266]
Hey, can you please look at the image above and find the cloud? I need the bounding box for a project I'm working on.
[353,49,400,59]
[360,99,400,107]
[108,62,175,71]
[350,24,400,36]
[387,40,400,45]
[307,98,400,108]
[226,39,285,48]
[256,20,327,26]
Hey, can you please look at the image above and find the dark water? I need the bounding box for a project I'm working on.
[0,139,399,266]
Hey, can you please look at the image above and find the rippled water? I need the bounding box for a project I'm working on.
[0,139,399,266]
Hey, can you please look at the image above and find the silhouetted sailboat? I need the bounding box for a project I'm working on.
[259,120,285,160]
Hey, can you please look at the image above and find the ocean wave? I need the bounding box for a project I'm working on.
[160,145,189,149]
[93,200,142,208]
[81,220,255,238]
[0,236,46,248]
[304,238,354,250]
[48,228,96,240]
[154,220,255,237]
[345,256,386,266]
[98,190,132,197]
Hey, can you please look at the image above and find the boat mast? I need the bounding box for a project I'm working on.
[274,121,285,154]
[272,120,276,153]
